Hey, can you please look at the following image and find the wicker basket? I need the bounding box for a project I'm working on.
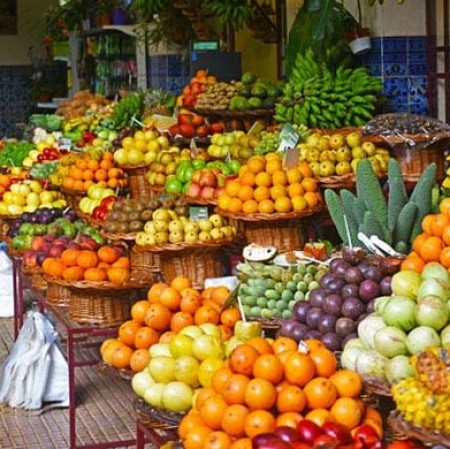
[123,164,162,199]
[363,377,392,397]
[97,361,133,381]
[130,245,161,274]
[61,187,85,213]
[46,281,72,307]
[0,219,9,240]
[388,410,450,446]
[22,266,47,292]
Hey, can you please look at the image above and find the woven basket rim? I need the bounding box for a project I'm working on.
[131,235,237,252]
[134,399,185,427]
[388,410,450,446]
[22,265,43,275]
[119,162,150,170]
[361,131,450,146]
[60,187,86,196]
[363,377,392,397]
[180,195,217,206]
[76,212,105,227]
[0,213,22,221]
[191,107,274,117]
[100,229,137,241]
[215,204,322,221]
[97,361,133,381]
[313,126,362,136]
[44,269,153,290]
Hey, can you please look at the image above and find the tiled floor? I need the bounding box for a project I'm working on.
[0,316,151,449]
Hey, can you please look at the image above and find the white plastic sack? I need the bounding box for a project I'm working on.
[0,249,13,317]
[0,309,69,411]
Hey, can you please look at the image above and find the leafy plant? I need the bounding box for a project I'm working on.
[203,0,255,31]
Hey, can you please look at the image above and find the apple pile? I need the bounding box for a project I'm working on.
[0,179,66,216]
[168,112,224,139]
[113,128,172,167]
[165,159,240,200]
[0,170,30,199]
[298,132,390,179]
[135,208,237,246]
[178,69,218,109]
[78,183,118,216]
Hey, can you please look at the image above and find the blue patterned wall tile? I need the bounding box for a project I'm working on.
[365,63,382,77]
[383,77,409,100]
[409,63,427,76]
[409,103,428,115]
[371,37,382,54]
[383,63,407,76]
[383,52,407,64]
[408,37,427,52]
[409,52,427,63]
[383,37,407,53]
[408,76,427,97]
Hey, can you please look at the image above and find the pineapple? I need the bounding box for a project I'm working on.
[413,347,450,394]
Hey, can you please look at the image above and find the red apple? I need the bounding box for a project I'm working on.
[274,426,302,444]
[55,236,70,246]
[214,186,226,199]
[200,186,215,199]
[49,245,64,258]
[191,114,204,127]
[79,235,97,251]
[43,234,56,243]
[190,83,203,96]
[191,170,202,185]
[67,241,82,250]
[23,250,38,268]
[252,432,281,449]
[321,422,352,445]
[186,182,201,198]
[210,122,224,133]
[198,169,217,187]
[196,125,209,138]
[31,236,46,251]
[36,252,47,266]
[112,244,127,258]
[168,124,180,136]
[182,95,196,108]
[296,420,323,444]
[41,242,54,254]
[178,114,192,126]
[179,124,196,138]
[216,174,226,188]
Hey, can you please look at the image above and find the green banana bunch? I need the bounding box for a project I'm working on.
[112,92,145,129]
[274,48,382,129]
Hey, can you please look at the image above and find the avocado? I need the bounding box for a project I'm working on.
[251,84,267,99]
[229,96,249,111]
[248,97,263,109]
[237,86,252,98]
[241,72,257,85]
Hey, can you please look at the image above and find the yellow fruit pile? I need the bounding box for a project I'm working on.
[217,153,322,215]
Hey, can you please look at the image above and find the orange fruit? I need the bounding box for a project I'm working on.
[305,409,336,427]
[194,305,220,325]
[287,182,304,198]
[304,191,320,208]
[147,282,169,302]
[134,326,160,350]
[440,246,450,268]
[203,431,232,449]
[170,311,194,333]
[87,159,100,171]
[276,385,307,413]
[226,180,241,198]
[400,251,425,273]
[212,367,233,395]
[217,194,231,211]
[252,354,284,384]
[276,412,304,429]
[286,167,302,184]
[83,169,94,181]
[195,386,217,409]
[304,377,338,410]
[199,394,228,430]
[272,170,288,186]
[258,199,275,214]
[442,226,450,246]
[245,336,274,355]
[440,197,450,218]
[159,286,182,311]
[422,214,435,234]
[330,397,362,430]
[178,410,206,440]
[76,159,88,170]
[100,159,113,170]
[431,213,450,237]
[244,378,277,410]
[412,233,429,253]
[230,438,252,449]
[255,172,272,187]
[184,426,213,449]
[247,157,266,174]
[242,199,259,214]
[303,339,326,352]
[228,198,243,214]
[254,186,271,202]
[329,369,363,398]
[302,177,318,192]
[222,373,250,405]
[170,275,192,292]
[244,410,276,438]
[238,185,254,202]
[229,344,260,376]
[272,336,298,354]
[292,196,308,212]
[298,161,314,178]
[240,172,256,187]
[220,307,241,327]
[309,347,337,377]
[221,404,250,437]
[266,159,282,174]
[111,344,133,369]
[118,320,141,347]
[419,235,444,262]
[274,196,292,213]
[180,289,202,314]
[283,352,316,387]
[130,300,150,323]
[270,185,287,200]
[144,303,172,331]
[129,348,151,372]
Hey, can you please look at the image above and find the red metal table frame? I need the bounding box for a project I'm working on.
[10,253,136,449]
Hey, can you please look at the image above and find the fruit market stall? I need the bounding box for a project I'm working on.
[4,43,450,449]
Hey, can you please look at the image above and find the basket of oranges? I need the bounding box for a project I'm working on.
[216,154,323,252]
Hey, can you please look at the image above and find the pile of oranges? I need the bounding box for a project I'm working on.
[61,151,127,192]
[100,276,240,373]
[217,153,322,215]
[178,338,383,449]
[402,198,450,272]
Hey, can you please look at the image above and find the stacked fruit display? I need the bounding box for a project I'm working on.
[41,243,132,284]
[194,81,239,111]
[298,131,390,178]
[167,112,224,139]
[208,131,256,161]
[274,48,382,128]
[60,151,127,192]
[0,180,66,216]
[166,159,240,199]
[280,251,397,351]
[135,209,236,246]
[217,153,322,215]
[326,159,436,254]
[341,261,450,386]
[101,277,236,374]
[229,72,283,111]
[113,129,171,168]
[236,259,328,321]
[0,171,29,200]
[78,183,117,216]
[178,69,218,109]
[177,337,383,449]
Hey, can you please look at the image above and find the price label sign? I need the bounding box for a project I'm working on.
[59,137,73,151]
[283,147,300,170]
[278,124,300,153]
[189,206,209,220]
[247,120,265,136]
[190,138,199,158]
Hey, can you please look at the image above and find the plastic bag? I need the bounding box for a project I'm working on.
[0,309,69,411]
[0,247,13,317]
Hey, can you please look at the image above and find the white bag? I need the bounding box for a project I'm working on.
[0,309,69,411]
[0,249,13,317]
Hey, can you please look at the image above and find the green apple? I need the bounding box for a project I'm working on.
[29,180,43,193]
[210,228,223,240]
[154,230,169,244]
[184,230,198,243]
[184,221,199,233]
[179,325,204,339]
[2,192,14,204]
[9,183,21,194]
[131,371,155,398]
[198,358,224,387]
[156,136,169,149]
[153,220,169,232]
[113,148,129,165]
[153,208,171,222]
[11,193,26,207]
[174,356,200,388]
[362,141,377,156]
[144,222,156,235]
[143,382,165,408]
[169,334,195,358]
[329,133,345,150]
[8,204,24,215]
[148,356,176,383]
[26,192,40,207]
[335,161,352,176]
[345,132,362,148]
[192,334,224,361]
[145,150,158,165]
[162,382,193,412]
[198,323,222,340]
[199,231,212,241]
[169,230,184,243]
